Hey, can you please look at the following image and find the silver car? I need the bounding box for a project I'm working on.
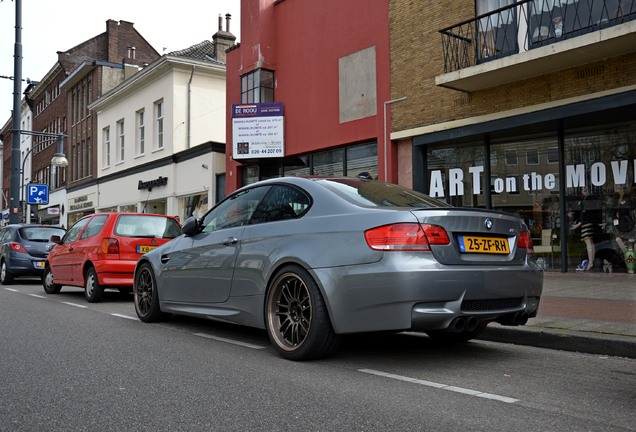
[133,177,543,360]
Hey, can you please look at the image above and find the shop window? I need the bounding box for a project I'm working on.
[313,149,344,176]
[346,142,378,179]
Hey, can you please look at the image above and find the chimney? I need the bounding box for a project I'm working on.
[212,13,236,63]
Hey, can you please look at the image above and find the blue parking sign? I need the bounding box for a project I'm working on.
[27,184,49,205]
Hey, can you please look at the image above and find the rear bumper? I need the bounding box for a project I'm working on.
[93,259,136,286]
[313,257,543,334]
[5,254,46,276]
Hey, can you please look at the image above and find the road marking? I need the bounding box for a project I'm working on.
[111,313,138,321]
[28,293,46,299]
[62,302,88,308]
[358,369,519,404]
[193,332,266,350]
[4,288,19,292]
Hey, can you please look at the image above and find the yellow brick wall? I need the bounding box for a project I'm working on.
[389,0,636,132]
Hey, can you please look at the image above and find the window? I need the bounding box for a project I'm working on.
[251,186,310,223]
[117,120,125,163]
[240,69,274,103]
[103,127,111,168]
[136,109,145,156]
[505,149,518,165]
[201,187,270,233]
[526,148,539,165]
[154,100,164,149]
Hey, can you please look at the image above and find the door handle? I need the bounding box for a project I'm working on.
[223,237,238,246]
[68,247,74,251]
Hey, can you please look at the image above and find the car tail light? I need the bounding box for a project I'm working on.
[365,223,449,251]
[9,242,28,254]
[101,238,119,254]
[518,230,534,254]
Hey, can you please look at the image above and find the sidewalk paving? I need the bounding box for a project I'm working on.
[479,271,636,358]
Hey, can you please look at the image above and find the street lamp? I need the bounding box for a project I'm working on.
[10,131,68,224]
[383,97,407,182]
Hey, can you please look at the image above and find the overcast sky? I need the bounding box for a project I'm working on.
[0,0,241,124]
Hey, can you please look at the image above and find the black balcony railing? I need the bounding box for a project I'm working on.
[440,0,636,73]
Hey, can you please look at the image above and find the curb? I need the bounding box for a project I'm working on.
[479,326,636,359]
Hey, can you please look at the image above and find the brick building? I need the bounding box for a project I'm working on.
[388,0,636,271]
[2,19,160,226]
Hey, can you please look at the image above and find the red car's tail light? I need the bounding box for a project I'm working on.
[365,223,449,251]
[9,242,28,254]
[101,238,120,254]
[518,230,534,254]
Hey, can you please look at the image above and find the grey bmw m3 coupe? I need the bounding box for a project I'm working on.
[133,177,543,360]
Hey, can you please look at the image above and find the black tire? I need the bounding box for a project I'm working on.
[134,262,166,322]
[42,265,62,294]
[265,265,340,361]
[0,260,14,285]
[426,323,487,343]
[84,267,104,303]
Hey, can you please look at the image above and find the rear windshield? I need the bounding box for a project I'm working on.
[114,215,182,239]
[19,227,66,242]
[317,179,451,208]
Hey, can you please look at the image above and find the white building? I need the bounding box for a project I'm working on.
[83,39,231,223]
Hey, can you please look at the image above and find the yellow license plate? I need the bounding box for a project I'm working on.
[458,236,510,254]
[137,245,157,254]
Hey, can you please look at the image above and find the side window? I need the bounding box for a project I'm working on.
[0,229,8,243]
[201,186,270,233]
[251,185,310,223]
[80,215,108,239]
[63,217,90,243]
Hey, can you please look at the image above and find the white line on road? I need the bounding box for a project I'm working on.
[27,293,46,299]
[358,369,519,404]
[62,302,88,308]
[4,288,19,292]
[193,332,266,350]
[111,313,139,321]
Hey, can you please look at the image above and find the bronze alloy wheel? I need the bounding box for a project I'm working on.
[133,263,165,322]
[265,266,340,361]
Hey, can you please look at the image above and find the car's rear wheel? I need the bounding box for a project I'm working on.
[134,262,166,322]
[42,266,62,294]
[426,323,487,343]
[1,260,14,285]
[265,265,340,361]
[84,267,104,303]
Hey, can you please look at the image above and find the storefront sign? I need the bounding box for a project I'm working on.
[232,102,284,159]
[69,195,95,211]
[138,176,168,191]
[429,159,636,197]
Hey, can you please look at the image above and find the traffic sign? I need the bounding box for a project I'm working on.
[27,184,49,205]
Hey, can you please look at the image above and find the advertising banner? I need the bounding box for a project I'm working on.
[232,103,284,159]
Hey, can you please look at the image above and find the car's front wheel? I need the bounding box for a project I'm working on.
[84,267,104,303]
[134,262,166,322]
[42,266,62,294]
[265,265,340,361]
[0,260,14,285]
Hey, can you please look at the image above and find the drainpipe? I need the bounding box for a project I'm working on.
[187,65,195,148]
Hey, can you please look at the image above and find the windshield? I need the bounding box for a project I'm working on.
[114,215,182,239]
[19,227,66,242]
[318,179,451,208]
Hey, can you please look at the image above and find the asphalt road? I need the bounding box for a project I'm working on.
[1,281,634,432]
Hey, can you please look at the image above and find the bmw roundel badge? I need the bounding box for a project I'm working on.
[484,218,493,230]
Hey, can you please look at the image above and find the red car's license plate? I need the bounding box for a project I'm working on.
[458,236,510,254]
[136,245,157,254]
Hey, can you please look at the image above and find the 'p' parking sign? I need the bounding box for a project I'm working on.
[27,184,49,205]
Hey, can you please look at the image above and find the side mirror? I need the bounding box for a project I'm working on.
[49,235,62,244]
[181,216,199,237]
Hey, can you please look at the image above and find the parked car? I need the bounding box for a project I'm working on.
[132,177,543,361]
[43,213,182,302]
[0,224,66,284]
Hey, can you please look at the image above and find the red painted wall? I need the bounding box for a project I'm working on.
[226,0,391,192]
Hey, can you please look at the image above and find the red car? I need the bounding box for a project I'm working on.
[43,212,182,302]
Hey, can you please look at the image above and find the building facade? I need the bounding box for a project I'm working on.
[389,0,636,272]
[86,19,235,223]
[225,0,392,191]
